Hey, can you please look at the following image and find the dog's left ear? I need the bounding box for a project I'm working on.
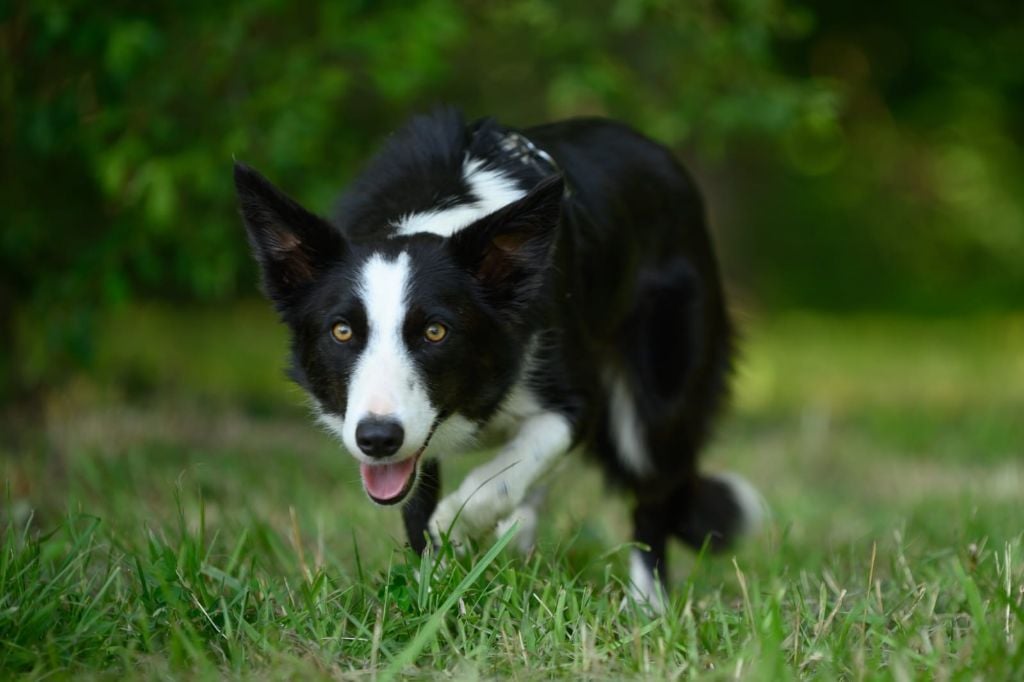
[450,175,563,315]
[234,162,345,307]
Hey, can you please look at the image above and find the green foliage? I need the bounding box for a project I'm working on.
[1,0,825,397]
[3,0,1023,396]
[730,1,1024,312]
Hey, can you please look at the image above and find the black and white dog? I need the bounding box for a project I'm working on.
[234,108,763,609]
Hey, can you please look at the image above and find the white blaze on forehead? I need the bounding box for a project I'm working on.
[393,156,525,237]
[340,252,436,461]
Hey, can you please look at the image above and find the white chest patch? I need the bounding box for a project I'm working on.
[393,156,525,237]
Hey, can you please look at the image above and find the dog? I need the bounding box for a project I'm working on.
[234,107,763,610]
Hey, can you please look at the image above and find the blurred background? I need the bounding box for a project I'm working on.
[1,0,1022,556]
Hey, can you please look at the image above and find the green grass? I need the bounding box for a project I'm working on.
[2,304,1023,679]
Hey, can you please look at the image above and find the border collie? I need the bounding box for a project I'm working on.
[234,107,763,609]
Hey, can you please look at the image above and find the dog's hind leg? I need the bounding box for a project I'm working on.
[629,501,671,613]
[402,458,442,554]
[627,473,766,612]
[601,368,674,612]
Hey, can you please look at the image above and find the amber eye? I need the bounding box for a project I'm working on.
[424,322,448,343]
[331,322,353,343]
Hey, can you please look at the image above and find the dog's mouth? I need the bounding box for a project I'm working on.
[360,457,418,505]
[359,419,441,505]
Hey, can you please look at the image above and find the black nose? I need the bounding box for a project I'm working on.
[355,417,404,458]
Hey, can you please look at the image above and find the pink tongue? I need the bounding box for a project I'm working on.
[360,458,417,501]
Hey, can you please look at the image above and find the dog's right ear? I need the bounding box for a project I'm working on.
[234,163,344,304]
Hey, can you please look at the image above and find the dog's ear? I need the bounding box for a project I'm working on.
[450,175,563,316]
[234,163,344,305]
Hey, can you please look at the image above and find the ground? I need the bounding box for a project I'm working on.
[2,304,1022,679]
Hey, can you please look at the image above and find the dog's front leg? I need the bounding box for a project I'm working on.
[429,412,571,548]
[402,458,442,553]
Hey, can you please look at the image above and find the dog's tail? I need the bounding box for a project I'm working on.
[674,473,768,551]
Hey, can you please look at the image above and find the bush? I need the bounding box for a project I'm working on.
[1,0,828,397]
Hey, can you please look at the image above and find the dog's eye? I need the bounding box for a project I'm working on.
[424,322,448,343]
[331,321,354,343]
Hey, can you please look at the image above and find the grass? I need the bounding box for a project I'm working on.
[2,303,1023,679]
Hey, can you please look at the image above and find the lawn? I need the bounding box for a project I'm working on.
[2,304,1022,679]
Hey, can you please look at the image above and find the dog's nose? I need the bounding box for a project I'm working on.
[355,417,405,458]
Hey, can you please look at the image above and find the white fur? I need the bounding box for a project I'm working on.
[483,381,543,439]
[709,472,769,536]
[393,156,525,237]
[341,253,435,462]
[316,408,347,443]
[430,411,571,546]
[494,485,546,554]
[628,550,666,614]
[423,414,478,457]
[607,372,654,477]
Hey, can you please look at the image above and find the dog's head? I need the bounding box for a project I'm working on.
[234,163,563,504]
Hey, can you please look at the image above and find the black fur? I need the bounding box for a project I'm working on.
[402,458,442,554]
[235,107,746,588]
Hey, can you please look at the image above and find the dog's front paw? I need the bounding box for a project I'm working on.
[494,502,539,555]
[429,493,470,551]
[429,483,512,551]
